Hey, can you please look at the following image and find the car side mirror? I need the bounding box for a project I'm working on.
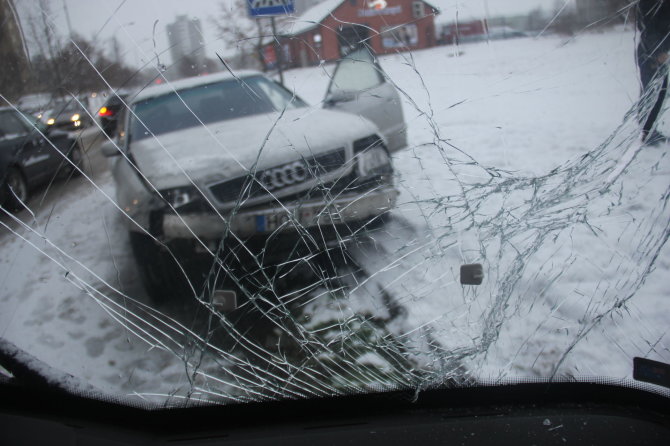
[100,139,122,157]
[325,90,357,106]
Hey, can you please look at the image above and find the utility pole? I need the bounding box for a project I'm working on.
[270,16,284,86]
[247,0,293,85]
[112,36,121,64]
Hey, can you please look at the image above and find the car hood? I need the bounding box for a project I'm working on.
[129,107,378,190]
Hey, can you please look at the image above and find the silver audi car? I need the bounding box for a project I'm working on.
[102,48,406,304]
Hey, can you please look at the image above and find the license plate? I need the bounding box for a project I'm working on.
[253,202,343,233]
[255,212,291,233]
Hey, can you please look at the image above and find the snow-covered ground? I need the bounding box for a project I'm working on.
[1,28,669,402]
[286,29,669,381]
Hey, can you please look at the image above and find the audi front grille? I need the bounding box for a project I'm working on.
[209,148,347,204]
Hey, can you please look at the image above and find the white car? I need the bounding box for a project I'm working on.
[102,48,407,304]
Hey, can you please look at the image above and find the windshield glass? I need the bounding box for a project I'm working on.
[1,0,669,407]
[130,75,306,140]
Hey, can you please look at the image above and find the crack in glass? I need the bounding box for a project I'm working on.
[0,0,668,406]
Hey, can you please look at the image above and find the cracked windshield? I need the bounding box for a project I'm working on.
[1,0,669,405]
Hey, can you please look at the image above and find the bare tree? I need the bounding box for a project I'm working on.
[25,33,145,95]
[18,0,144,96]
[548,0,581,36]
[526,7,548,32]
[23,0,65,93]
[212,0,288,71]
[597,0,635,21]
[0,0,30,101]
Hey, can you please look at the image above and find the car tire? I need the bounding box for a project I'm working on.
[128,231,191,303]
[3,167,29,211]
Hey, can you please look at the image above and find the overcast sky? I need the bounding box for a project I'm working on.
[16,0,566,68]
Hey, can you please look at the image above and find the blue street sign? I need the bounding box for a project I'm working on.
[247,0,295,17]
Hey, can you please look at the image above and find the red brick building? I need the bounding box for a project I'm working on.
[271,0,440,68]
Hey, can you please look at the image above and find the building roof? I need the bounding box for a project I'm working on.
[284,0,440,36]
[285,0,345,36]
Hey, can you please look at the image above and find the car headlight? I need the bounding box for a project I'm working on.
[71,113,80,122]
[356,146,392,178]
[46,118,55,125]
[160,186,200,208]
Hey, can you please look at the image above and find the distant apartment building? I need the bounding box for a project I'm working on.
[166,15,206,77]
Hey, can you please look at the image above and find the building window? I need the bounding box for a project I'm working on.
[337,24,370,56]
[380,24,418,48]
[412,1,425,18]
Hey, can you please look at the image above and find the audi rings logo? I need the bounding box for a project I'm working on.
[259,161,309,191]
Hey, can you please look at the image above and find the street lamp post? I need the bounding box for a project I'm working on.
[110,22,135,64]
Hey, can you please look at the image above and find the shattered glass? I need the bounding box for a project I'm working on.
[1,0,669,407]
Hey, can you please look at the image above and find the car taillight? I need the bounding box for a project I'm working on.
[98,106,113,117]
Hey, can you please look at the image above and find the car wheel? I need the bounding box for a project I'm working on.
[128,231,191,303]
[3,167,29,211]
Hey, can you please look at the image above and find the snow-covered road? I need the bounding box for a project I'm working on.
[1,29,669,403]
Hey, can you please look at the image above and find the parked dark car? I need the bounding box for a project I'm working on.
[0,107,83,210]
[98,92,129,137]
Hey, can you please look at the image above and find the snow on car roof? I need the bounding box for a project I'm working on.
[131,69,262,103]
[285,0,345,36]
